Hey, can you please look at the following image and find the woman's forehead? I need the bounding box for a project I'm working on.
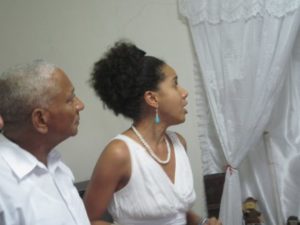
[161,64,177,79]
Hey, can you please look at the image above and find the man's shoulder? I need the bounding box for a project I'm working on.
[0,155,16,182]
[0,157,23,204]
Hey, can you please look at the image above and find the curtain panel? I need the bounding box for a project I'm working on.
[179,0,300,224]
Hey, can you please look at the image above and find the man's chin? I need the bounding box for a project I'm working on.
[71,128,79,136]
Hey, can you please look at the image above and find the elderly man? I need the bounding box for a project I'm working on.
[0,60,90,225]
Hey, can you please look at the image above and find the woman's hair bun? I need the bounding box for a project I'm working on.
[90,40,165,120]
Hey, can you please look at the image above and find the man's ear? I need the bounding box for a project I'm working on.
[144,90,159,108]
[31,108,49,134]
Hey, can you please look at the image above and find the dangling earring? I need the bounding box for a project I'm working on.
[155,108,160,124]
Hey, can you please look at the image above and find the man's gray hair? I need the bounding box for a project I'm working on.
[0,59,59,127]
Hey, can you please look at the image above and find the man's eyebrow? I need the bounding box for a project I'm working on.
[68,88,75,98]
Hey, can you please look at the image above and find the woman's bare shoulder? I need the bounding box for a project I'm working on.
[100,138,131,165]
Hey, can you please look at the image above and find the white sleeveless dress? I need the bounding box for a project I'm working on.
[108,131,196,225]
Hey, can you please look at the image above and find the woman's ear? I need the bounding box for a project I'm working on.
[144,90,159,108]
[31,108,49,134]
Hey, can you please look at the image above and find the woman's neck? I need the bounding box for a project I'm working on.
[131,120,167,146]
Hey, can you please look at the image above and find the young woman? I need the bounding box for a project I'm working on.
[84,41,221,225]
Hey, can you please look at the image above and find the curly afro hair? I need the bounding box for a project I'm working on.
[90,41,165,120]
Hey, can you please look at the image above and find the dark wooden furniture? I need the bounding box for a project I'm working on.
[75,180,89,198]
[204,173,225,218]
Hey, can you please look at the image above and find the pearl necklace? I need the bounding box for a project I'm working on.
[131,125,171,165]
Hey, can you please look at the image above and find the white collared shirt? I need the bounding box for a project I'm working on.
[0,134,90,225]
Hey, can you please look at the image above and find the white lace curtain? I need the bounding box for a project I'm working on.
[179,0,300,224]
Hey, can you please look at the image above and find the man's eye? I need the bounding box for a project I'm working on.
[67,95,75,103]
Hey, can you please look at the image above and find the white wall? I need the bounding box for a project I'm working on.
[0,0,206,215]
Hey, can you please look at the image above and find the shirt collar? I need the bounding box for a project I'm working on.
[0,134,73,181]
[48,149,75,181]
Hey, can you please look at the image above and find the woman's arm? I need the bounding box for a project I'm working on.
[83,139,131,224]
[90,221,111,225]
[186,210,202,225]
[187,210,222,225]
[0,115,3,129]
[90,220,111,225]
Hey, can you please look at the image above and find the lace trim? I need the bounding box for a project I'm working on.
[179,0,300,25]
